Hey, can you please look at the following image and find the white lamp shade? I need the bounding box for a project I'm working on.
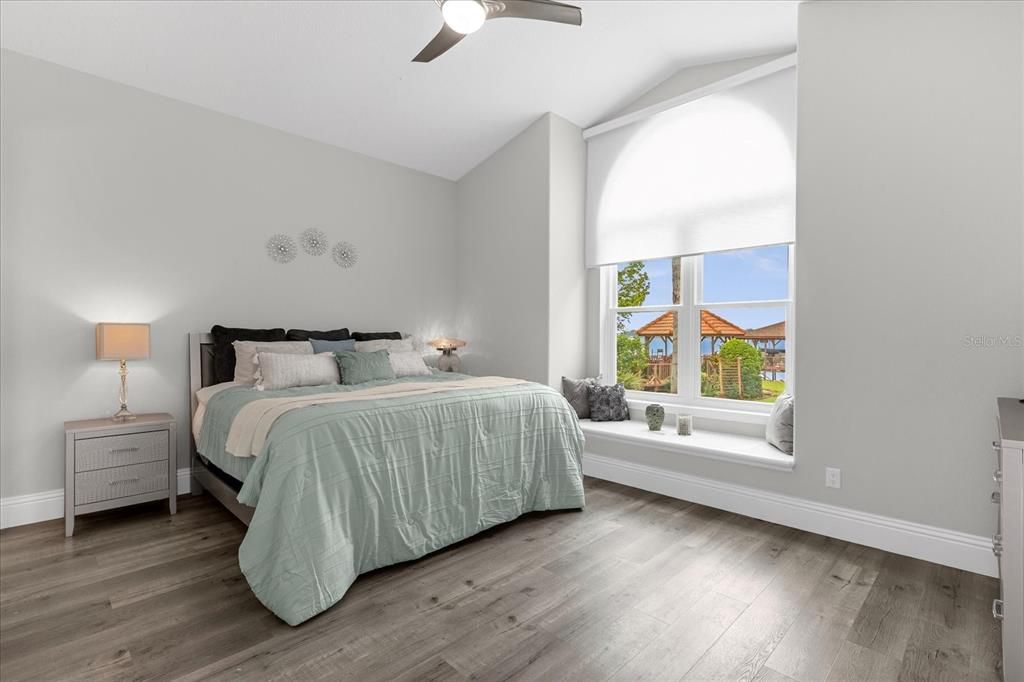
[96,323,150,360]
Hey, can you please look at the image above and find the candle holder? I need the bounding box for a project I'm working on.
[676,414,693,436]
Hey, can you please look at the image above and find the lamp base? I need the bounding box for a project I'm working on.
[438,348,460,373]
[112,406,136,422]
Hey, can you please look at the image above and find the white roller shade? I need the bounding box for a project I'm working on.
[585,66,796,268]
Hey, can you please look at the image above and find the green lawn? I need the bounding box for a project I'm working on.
[757,379,786,403]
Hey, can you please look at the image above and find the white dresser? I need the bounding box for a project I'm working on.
[995,397,1024,681]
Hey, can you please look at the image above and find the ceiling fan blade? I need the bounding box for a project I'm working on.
[488,0,582,26]
[412,24,467,62]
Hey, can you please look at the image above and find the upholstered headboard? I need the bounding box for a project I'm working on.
[188,332,216,419]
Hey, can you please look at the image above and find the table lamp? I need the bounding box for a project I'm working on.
[96,323,150,421]
[429,337,467,372]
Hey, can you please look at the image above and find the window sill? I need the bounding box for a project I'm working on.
[579,419,794,472]
[624,396,771,426]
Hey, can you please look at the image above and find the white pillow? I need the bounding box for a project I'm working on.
[255,352,340,391]
[766,393,794,454]
[354,338,414,353]
[388,351,432,377]
[232,340,312,385]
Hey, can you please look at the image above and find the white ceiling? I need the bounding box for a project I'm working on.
[0,1,798,180]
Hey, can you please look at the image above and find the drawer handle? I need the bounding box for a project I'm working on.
[109,447,140,455]
[993,599,1004,621]
[109,477,140,486]
[991,491,1001,504]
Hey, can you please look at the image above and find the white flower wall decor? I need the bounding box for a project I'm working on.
[265,230,358,268]
[266,234,297,264]
[332,241,358,268]
[300,228,328,256]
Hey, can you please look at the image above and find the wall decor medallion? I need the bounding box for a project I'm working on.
[266,234,297,264]
[332,241,358,268]
[299,228,328,256]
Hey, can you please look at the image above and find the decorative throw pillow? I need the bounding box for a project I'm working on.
[766,393,794,454]
[388,351,432,377]
[232,340,312,385]
[210,325,286,384]
[310,338,357,354]
[286,328,351,342]
[352,331,403,341]
[334,350,396,385]
[354,338,414,353]
[255,352,340,391]
[587,384,630,422]
[562,375,600,419]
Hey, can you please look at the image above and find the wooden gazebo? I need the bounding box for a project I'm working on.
[744,321,786,380]
[634,309,747,353]
[743,321,786,349]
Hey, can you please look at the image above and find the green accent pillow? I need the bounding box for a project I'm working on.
[334,350,395,385]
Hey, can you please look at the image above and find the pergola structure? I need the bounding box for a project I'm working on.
[743,321,786,351]
[634,310,747,355]
[744,321,786,379]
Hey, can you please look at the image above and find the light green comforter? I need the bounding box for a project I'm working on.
[199,373,585,625]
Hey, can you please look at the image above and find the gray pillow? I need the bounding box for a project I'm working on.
[310,338,356,354]
[587,384,630,422]
[334,350,395,385]
[562,376,599,419]
[766,393,794,454]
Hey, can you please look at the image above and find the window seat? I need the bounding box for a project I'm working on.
[579,419,794,472]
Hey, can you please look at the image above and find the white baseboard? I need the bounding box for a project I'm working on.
[584,452,998,578]
[1,468,193,530]
[5,462,997,578]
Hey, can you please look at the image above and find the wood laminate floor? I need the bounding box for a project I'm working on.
[0,478,1002,681]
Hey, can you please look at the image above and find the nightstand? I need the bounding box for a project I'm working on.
[64,413,177,537]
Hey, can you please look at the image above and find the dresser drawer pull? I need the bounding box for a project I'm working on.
[108,447,140,455]
[109,477,141,486]
[991,491,1001,504]
[993,599,1004,621]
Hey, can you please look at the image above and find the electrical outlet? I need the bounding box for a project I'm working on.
[825,467,841,489]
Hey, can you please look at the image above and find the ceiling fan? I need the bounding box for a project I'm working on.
[413,0,583,63]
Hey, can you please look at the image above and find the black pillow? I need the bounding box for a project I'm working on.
[352,331,403,341]
[286,328,351,342]
[210,325,286,384]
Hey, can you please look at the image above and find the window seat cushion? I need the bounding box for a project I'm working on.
[579,419,794,471]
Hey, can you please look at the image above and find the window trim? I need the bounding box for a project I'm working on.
[599,245,795,420]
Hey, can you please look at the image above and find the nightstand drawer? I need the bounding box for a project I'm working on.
[74,460,168,505]
[75,431,168,472]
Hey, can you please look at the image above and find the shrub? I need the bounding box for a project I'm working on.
[718,339,763,399]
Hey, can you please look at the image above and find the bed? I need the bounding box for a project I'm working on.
[187,332,586,625]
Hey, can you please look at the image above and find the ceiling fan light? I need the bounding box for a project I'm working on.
[441,0,487,35]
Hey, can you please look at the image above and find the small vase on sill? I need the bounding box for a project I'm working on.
[645,404,665,431]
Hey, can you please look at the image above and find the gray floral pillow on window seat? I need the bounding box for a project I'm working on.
[587,383,630,422]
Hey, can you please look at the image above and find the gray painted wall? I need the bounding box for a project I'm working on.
[586,0,1023,537]
[454,116,551,383]
[0,51,458,498]
[455,113,587,387]
[793,0,1023,534]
